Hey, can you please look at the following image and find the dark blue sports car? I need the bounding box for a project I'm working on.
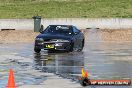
[34,25,85,53]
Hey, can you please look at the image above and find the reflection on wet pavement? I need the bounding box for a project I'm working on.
[34,52,84,80]
[0,41,132,87]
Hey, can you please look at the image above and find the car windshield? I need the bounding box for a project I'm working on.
[42,25,73,35]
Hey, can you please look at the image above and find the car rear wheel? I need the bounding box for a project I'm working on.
[78,39,84,52]
[34,47,41,53]
[69,42,74,52]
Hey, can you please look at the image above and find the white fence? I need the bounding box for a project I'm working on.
[0,18,132,30]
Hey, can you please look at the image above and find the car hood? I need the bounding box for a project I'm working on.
[36,33,72,40]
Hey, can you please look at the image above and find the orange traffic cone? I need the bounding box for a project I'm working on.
[6,69,16,88]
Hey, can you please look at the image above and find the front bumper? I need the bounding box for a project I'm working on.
[35,41,71,51]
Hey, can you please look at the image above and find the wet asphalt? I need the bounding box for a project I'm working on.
[0,30,132,88]
[0,41,132,88]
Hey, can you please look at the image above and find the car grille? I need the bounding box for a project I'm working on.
[36,39,51,44]
[44,39,51,42]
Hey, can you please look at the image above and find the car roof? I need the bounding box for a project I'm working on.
[49,25,73,27]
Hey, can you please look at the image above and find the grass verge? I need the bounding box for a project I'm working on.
[0,0,132,18]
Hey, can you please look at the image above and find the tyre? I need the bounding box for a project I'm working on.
[69,42,74,52]
[82,39,84,48]
[78,39,84,52]
[34,47,41,53]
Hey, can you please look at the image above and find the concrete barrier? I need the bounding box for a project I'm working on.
[0,19,34,30]
[0,18,132,30]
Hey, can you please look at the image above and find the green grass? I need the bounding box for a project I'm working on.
[0,0,132,18]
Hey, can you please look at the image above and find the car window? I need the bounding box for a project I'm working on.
[42,25,73,35]
[73,26,80,34]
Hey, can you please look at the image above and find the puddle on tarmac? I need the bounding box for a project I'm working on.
[33,52,84,81]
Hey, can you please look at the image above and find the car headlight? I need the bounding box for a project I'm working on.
[35,38,44,41]
[51,39,69,42]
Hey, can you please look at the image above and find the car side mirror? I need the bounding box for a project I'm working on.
[39,25,44,33]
